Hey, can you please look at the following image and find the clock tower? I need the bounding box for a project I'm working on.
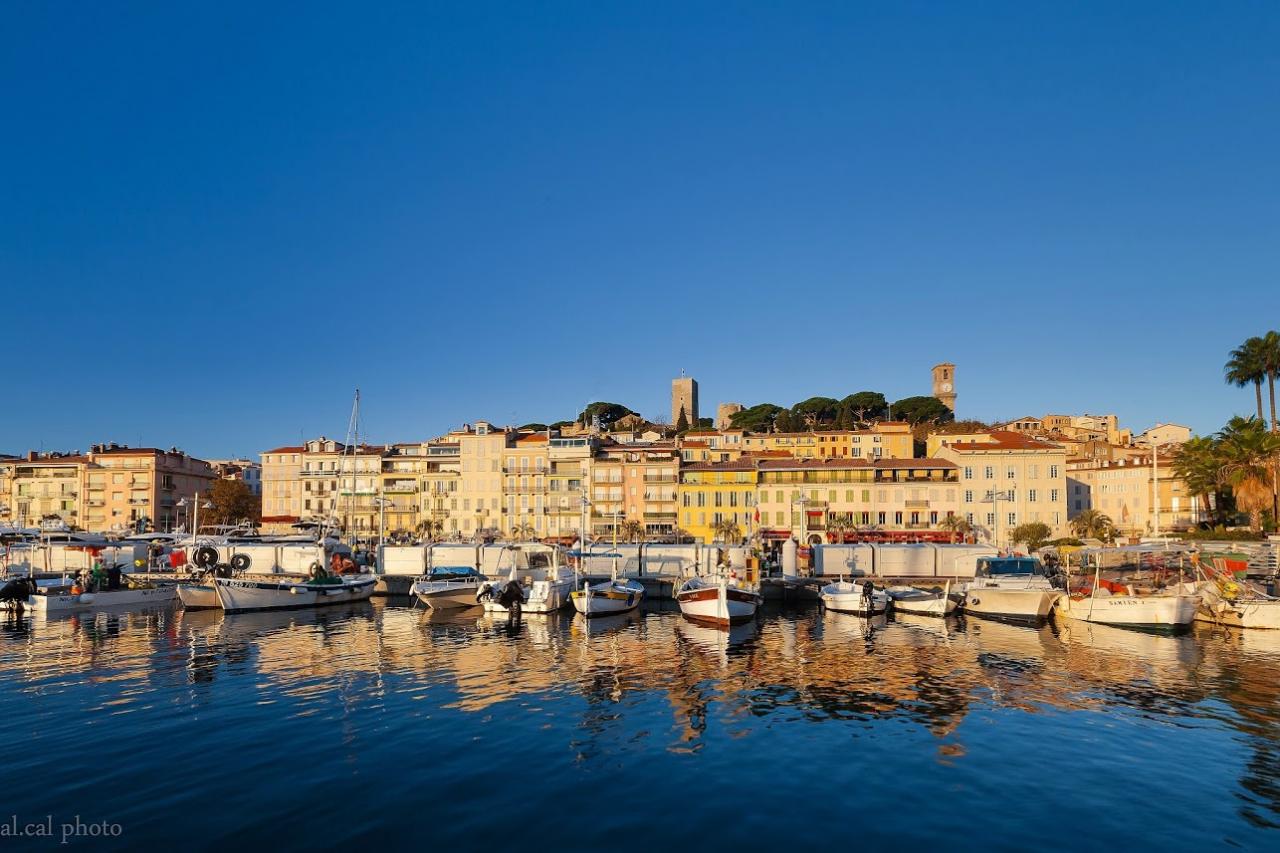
[932,363,956,412]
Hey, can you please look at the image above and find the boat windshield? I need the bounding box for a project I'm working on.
[979,557,1044,577]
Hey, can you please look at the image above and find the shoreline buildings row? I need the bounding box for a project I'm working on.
[2,368,1200,547]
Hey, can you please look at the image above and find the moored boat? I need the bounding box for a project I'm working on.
[676,575,761,628]
[887,581,956,617]
[1192,570,1280,630]
[213,572,375,613]
[410,566,485,610]
[26,578,176,614]
[1053,547,1198,631]
[820,578,891,616]
[477,545,575,615]
[570,576,644,617]
[962,556,1061,623]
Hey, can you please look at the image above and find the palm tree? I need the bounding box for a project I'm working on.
[416,518,445,542]
[1261,330,1280,431]
[1226,336,1268,422]
[712,518,742,544]
[939,513,973,543]
[511,522,537,541]
[1217,415,1280,532]
[1070,509,1115,542]
[826,514,851,543]
[619,519,644,543]
[1171,436,1224,525]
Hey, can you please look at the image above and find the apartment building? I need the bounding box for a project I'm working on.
[678,459,758,544]
[741,422,914,460]
[935,431,1069,548]
[260,446,304,532]
[420,441,460,534]
[86,446,216,532]
[591,442,680,538]
[754,458,960,544]
[4,453,87,529]
[1067,452,1198,536]
[380,443,427,534]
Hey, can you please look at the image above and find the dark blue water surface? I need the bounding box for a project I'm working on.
[2,601,1278,851]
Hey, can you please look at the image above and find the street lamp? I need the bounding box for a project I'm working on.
[792,493,809,544]
[981,490,1013,552]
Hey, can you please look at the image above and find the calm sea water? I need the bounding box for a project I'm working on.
[1,600,1278,850]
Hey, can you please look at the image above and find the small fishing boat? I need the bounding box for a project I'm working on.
[570,576,645,617]
[212,572,375,613]
[820,578,891,616]
[176,580,219,609]
[410,566,485,610]
[1053,546,1198,631]
[1191,562,1280,630]
[962,556,1061,623]
[676,574,761,628]
[23,576,176,614]
[887,581,956,617]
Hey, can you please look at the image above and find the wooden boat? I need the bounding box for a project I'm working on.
[410,566,485,610]
[570,577,644,617]
[820,579,891,615]
[887,581,956,617]
[1191,567,1280,630]
[212,572,375,613]
[1053,549,1197,630]
[26,580,176,614]
[176,581,219,609]
[676,576,761,628]
[962,556,1061,623]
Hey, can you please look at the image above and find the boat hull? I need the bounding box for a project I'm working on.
[481,579,574,614]
[176,583,219,609]
[1193,582,1280,629]
[964,588,1058,623]
[214,576,376,613]
[571,581,644,617]
[893,595,957,617]
[820,582,890,616]
[1054,593,1198,629]
[28,584,177,613]
[677,583,760,628]
[410,579,482,610]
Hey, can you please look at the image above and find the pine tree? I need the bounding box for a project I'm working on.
[675,406,690,434]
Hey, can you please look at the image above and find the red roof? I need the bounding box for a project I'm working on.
[873,458,957,469]
[263,445,304,455]
[946,431,1062,452]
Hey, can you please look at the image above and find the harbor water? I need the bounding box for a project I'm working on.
[2,601,1278,850]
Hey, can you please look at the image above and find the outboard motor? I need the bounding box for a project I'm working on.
[0,578,36,611]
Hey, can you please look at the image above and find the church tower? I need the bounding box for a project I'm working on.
[932,363,956,412]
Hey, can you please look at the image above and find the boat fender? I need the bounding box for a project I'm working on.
[230,553,252,573]
[193,546,219,569]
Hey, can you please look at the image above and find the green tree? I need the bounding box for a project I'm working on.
[1010,521,1052,553]
[889,396,955,426]
[940,514,973,543]
[833,403,855,430]
[1070,509,1115,542]
[619,519,644,543]
[696,417,715,429]
[774,408,800,432]
[1226,336,1268,422]
[1172,436,1224,524]
[712,518,742,543]
[792,396,840,427]
[675,406,690,434]
[729,403,783,432]
[1217,415,1280,531]
[577,402,639,430]
[416,518,445,541]
[203,479,261,528]
[841,391,888,424]
[518,422,548,432]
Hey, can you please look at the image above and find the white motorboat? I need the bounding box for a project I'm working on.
[410,566,485,610]
[820,578,891,616]
[887,581,956,617]
[1191,569,1280,630]
[962,556,1061,623]
[676,575,761,628]
[570,576,645,617]
[213,572,375,613]
[477,546,575,615]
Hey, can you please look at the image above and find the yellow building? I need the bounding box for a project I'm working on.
[419,441,460,536]
[260,445,304,533]
[4,452,87,529]
[1067,451,1198,537]
[741,422,914,460]
[678,458,759,544]
[86,446,216,533]
[591,441,680,538]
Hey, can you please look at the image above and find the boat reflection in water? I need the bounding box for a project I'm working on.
[3,599,1280,847]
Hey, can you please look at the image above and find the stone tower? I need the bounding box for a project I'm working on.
[671,375,699,426]
[716,402,743,430]
[932,363,956,412]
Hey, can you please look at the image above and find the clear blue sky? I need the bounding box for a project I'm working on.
[4,2,1278,457]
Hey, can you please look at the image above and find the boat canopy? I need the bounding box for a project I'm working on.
[428,565,480,578]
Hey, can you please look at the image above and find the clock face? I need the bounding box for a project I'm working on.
[941,383,952,392]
